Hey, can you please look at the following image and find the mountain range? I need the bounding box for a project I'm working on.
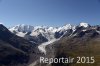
[9,23,89,43]
[0,22,100,66]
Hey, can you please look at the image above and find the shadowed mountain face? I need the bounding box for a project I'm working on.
[0,24,35,66]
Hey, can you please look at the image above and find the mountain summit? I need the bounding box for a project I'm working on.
[9,24,34,33]
[79,22,90,28]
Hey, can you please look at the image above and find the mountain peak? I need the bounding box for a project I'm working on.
[9,24,34,33]
[63,24,72,29]
[79,22,89,28]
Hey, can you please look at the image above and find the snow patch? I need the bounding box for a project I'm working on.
[79,22,89,28]
[16,32,27,37]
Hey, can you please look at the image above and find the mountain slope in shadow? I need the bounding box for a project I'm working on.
[0,24,36,66]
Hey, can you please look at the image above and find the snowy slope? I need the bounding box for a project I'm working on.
[16,32,27,37]
[9,24,74,41]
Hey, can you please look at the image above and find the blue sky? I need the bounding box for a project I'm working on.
[0,0,100,27]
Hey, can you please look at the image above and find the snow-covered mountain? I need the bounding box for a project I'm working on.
[79,22,90,27]
[9,24,34,32]
[9,23,77,44]
[9,24,34,37]
[9,22,91,45]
